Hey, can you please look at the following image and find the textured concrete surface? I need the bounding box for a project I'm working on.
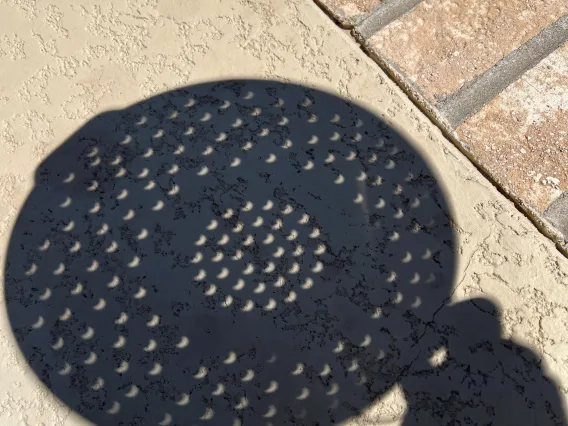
[1,1,568,425]
[316,0,383,27]
[458,42,568,213]
[365,0,568,104]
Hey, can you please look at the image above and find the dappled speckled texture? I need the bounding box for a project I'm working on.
[0,1,568,425]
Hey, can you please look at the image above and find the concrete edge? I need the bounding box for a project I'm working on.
[350,35,568,257]
[356,0,424,39]
[312,0,356,29]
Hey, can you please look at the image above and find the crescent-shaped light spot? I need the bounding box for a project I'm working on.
[243,368,257,383]
[241,300,254,312]
[327,383,339,395]
[242,201,254,212]
[136,115,148,125]
[303,160,314,170]
[52,336,64,350]
[125,385,139,398]
[278,116,289,125]
[252,216,263,227]
[197,166,209,176]
[333,341,344,353]
[200,112,212,122]
[329,131,340,141]
[117,189,128,200]
[266,153,277,163]
[81,327,95,340]
[272,219,283,230]
[115,312,128,325]
[393,292,403,304]
[385,159,396,169]
[146,315,160,327]
[38,288,52,301]
[58,362,71,375]
[288,263,300,274]
[302,277,314,290]
[185,127,194,135]
[194,366,207,379]
[222,295,233,307]
[93,298,106,311]
[202,146,214,156]
[243,91,254,100]
[254,282,266,294]
[63,172,75,183]
[284,291,297,303]
[137,168,149,179]
[128,256,140,268]
[410,198,420,208]
[176,336,190,348]
[204,284,217,296]
[90,157,101,167]
[371,307,382,319]
[185,98,196,107]
[158,414,172,426]
[89,202,101,214]
[312,261,323,273]
[212,251,224,262]
[334,174,345,184]
[411,296,422,308]
[116,360,129,373]
[217,268,229,279]
[144,180,156,190]
[113,336,126,348]
[115,167,126,178]
[308,135,318,144]
[152,129,164,139]
[194,269,207,281]
[230,157,241,167]
[282,139,293,148]
[142,148,153,158]
[232,250,243,261]
[201,408,214,421]
[287,230,298,241]
[394,208,404,219]
[273,247,285,258]
[265,381,278,393]
[262,200,273,211]
[69,241,81,253]
[174,145,184,155]
[167,185,180,196]
[264,299,277,311]
[84,351,97,365]
[273,276,286,288]
[222,209,234,219]
[144,339,157,352]
[110,155,122,166]
[62,221,75,232]
[108,276,120,288]
[360,335,371,347]
[368,152,378,163]
[232,118,243,128]
[120,135,132,145]
[87,180,99,191]
[264,405,277,418]
[233,222,244,233]
[71,282,83,294]
[191,252,203,264]
[106,401,120,415]
[220,100,231,110]
[296,388,310,400]
[148,363,163,376]
[176,393,190,406]
[152,200,164,211]
[389,231,400,242]
[60,197,72,208]
[195,235,207,246]
[263,233,274,245]
[292,363,304,375]
[96,223,109,235]
[250,106,261,115]
[224,352,237,364]
[325,153,335,164]
[233,279,245,291]
[264,262,275,273]
[243,264,254,275]
[298,214,310,224]
[106,241,119,253]
[402,252,412,263]
[309,228,321,238]
[386,271,397,283]
[206,220,218,231]
[59,308,72,321]
[320,364,331,376]
[314,244,326,255]
[91,377,104,391]
[235,397,248,410]
[86,260,99,272]
[218,234,230,246]
[354,193,364,204]
[32,316,44,329]
[133,287,147,299]
[258,128,270,137]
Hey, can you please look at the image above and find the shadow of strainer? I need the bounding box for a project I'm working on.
[4,80,564,425]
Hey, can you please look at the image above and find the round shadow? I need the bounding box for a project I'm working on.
[5,80,456,425]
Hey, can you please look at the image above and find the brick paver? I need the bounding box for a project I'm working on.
[317,0,383,26]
